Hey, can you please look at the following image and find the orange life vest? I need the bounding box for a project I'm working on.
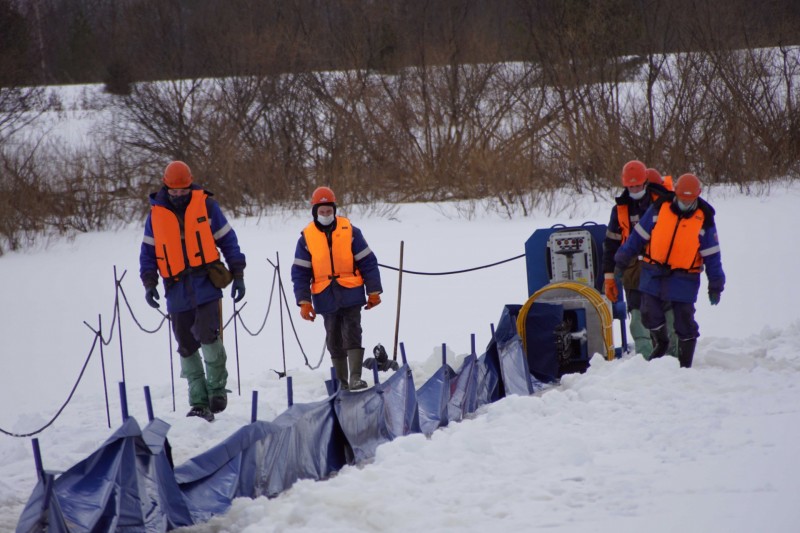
[303,217,364,295]
[151,190,220,279]
[644,202,704,273]
[615,204,632,243]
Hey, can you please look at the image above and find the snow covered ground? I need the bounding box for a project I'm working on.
[1,182,799,532]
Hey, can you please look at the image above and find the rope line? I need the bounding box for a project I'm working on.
[0,252,523,437]
[277,274,327,370]
[378,253,524,275]
[0,335,99,438]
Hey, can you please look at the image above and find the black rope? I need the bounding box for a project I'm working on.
[378,253,524,275]
[231,268,278,336]
[117,283,169,334]
[0,251,524,438]
[276,272,327,370]
[0,335,99,438]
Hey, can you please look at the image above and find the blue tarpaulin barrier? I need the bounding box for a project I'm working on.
[16,417,193,533]
[416,364,452,435]
[18,302,563,531]
[335,365,421,463]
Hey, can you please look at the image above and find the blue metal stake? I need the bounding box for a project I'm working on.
[119,381,129,421]
[251,390,258,423]
[31,438,44,481]
[470,333,476,356]
[400,342,408,366]
[330,366,339,392]
[441,343,447,366]
[287,376,294,407]
[372,360,380,385]
[144,386,154,421]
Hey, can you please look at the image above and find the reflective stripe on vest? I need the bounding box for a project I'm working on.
[303,217,364,294]
[151,190,220,279]
[644,203,704,272]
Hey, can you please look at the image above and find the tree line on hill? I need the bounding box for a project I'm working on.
[0,0,798,254]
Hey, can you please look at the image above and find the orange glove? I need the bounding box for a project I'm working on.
[299,302,316,321]
[604,277,619,302]
[364,292,381,310]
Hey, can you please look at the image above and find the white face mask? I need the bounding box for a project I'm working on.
[317,214,335,226]
[629,188,647,200]
[677,199,696,212]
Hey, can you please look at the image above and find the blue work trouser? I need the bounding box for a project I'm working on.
[640,293,699,340]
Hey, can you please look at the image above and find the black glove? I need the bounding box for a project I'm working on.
[145,286,160,309]
[709,290,721,306]
[231,278,245,303]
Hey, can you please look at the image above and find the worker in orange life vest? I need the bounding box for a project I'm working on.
[602,160,672,359]
[139,161,246,421]
[290,186,383,392]
[614,174,725,368]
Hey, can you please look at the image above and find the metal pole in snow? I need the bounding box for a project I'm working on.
[98,315,111,428]
[167,315,176,412]
[277,252,287,378]
[392,241,404,361]
[471,333,476,356]
[400,342,408,366]
[442,343,447,367]
[287,376,294,407]
[114,267,126,384]
[233,300,242,396]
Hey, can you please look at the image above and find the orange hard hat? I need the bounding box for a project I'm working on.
[645,167,663,185]
[621,160,647,187]
[163,161,193,189]
[675,173,702,202]
[311,186,336,205]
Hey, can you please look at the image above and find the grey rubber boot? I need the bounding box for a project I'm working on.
[347,348,368,391]
[332,357,349,391]
[201,339,229,413]
[649,324,670,359]
[180,352,213,421]
[629,309,654,360]
[678,338,697,368]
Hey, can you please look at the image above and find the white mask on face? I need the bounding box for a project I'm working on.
[629,188,647,200]
[677,199,697,212]
[317,214,335,226]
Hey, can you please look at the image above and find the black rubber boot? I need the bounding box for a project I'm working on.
[186,405,214,422]
[332,357,349,391]
[678,338,697,368]
[649,325,670,359]
[347,348,368,391]
[209,395,227,414]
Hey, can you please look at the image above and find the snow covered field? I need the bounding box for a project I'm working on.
[1,180,799,531]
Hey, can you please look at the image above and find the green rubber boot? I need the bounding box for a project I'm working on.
[629,309,654,360]
[347,348,368,391]
[201,339,229,413]
[665,307,679,359]
[332,357,349,391]
[180,351,213,420]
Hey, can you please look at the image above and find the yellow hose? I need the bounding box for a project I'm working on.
[516,281,615,361]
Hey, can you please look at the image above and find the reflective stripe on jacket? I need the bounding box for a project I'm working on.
[303,216,364,294]
[151,190,220,279]
[644,202,704,273]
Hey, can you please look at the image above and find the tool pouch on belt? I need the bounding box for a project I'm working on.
[622,259,641,290]
[206,261,233,289]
